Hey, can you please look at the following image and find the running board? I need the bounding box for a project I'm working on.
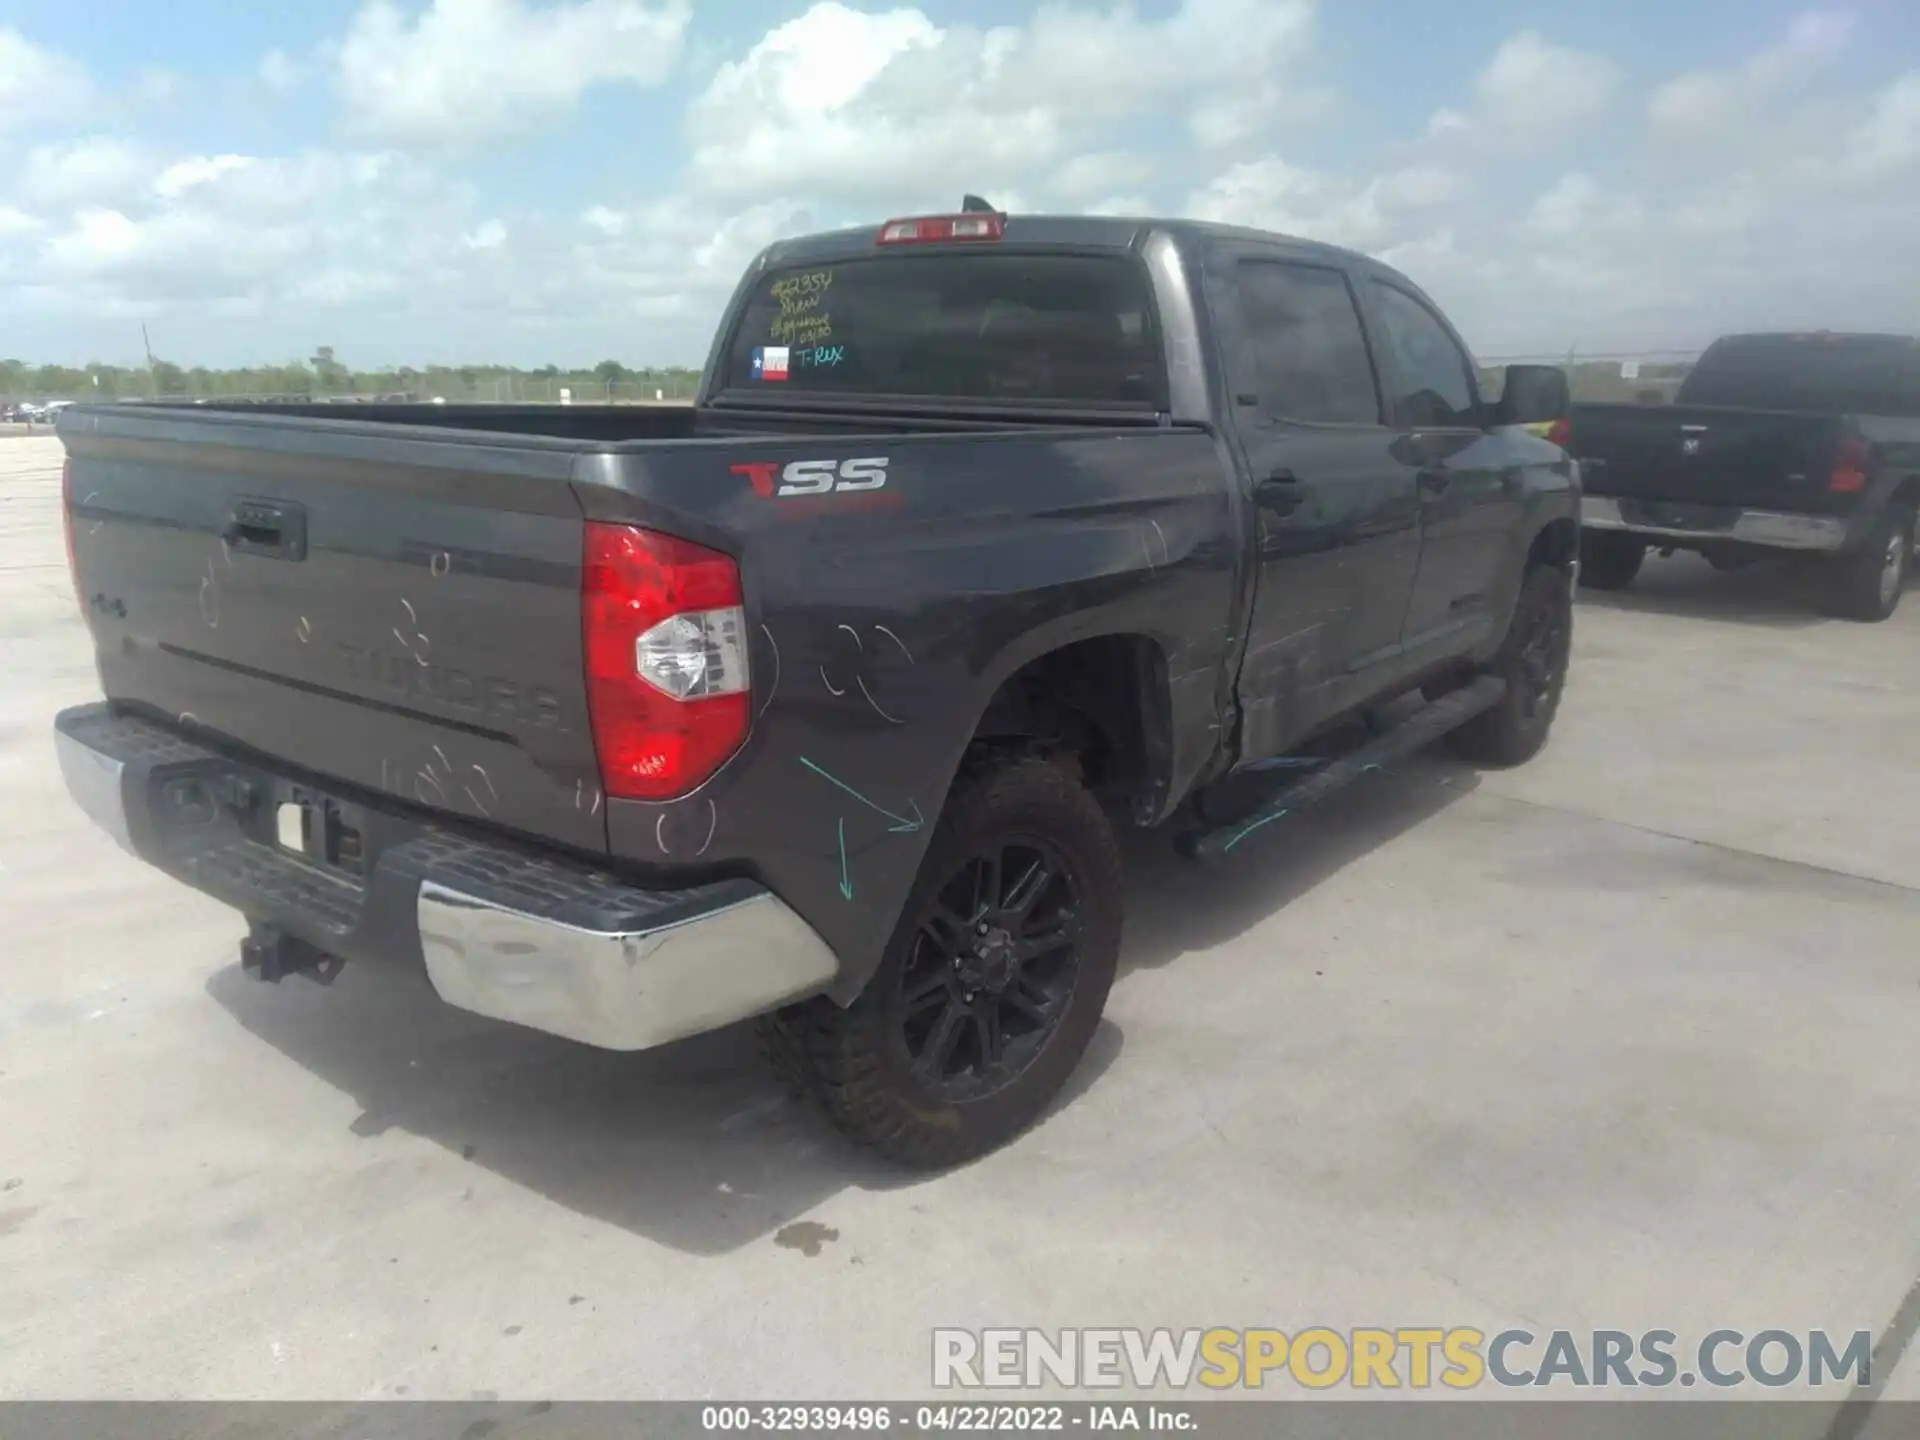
[1177,675,1507,864]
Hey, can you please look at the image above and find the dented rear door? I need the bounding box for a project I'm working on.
[61,407,607,853]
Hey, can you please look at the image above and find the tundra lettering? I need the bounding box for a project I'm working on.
[336,644,569,731]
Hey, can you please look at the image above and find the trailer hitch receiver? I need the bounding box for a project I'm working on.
[239,922,344,985]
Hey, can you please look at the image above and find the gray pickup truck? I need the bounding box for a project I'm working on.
[1570,332,1920,620]
[55,206,1578,1165]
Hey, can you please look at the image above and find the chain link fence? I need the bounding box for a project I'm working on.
[1477,352,1702,406]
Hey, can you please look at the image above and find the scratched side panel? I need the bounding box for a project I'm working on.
[573,427,1237,1000]
[63,414,606,854]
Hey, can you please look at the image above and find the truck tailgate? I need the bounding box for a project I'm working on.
[1572,403,1846,514]
[61,410,606,853]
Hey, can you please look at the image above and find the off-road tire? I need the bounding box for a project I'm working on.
[764,754,1124,1169]
[1824,502,1914,623]
[1444,564,1574,767]
[1577,531,1645,591]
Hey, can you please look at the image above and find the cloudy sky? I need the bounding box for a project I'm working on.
[2,0,1917,370]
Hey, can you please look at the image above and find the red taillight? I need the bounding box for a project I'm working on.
[581,523,751,802]
[61,457,80,602]
[1545,417,1572,448]
[876,212,1005,245]
[1829,435,1870,494]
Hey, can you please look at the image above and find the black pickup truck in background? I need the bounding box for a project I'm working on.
[1569,332,1920,620]
[54,208,1577,1166]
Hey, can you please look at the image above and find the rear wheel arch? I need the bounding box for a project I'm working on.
[1480,514,1579,659]
[963,632,1175,824]
[812,632,1173,1011]
[1528,516,1580,573]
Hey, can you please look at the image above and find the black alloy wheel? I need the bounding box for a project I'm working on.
[1515,582,1573,725]
[1444,563,1573,766]
[762,753,1125,1168]
[896,838,1083,1102]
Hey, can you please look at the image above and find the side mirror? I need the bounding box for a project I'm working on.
[1494,364,1570,427]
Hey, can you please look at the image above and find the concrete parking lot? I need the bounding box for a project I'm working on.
[2,432,1917,1416]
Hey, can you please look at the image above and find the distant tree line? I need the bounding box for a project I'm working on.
[4,347,1692,408]
[0,348,703,404]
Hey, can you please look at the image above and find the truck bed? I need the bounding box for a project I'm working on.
[60,397,1232,995]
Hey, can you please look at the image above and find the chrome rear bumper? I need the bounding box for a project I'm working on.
[1581,497,1848,553]
[55,705,839,1052]
[416,879,837,1051]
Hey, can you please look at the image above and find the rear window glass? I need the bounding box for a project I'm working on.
[1678,337,1920,415]
[723,253,1165,407]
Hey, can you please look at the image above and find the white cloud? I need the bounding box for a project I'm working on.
[0,126,808,363]
[1188,160,1458,252]
[27,148,478,316]
[580,204,628,237]
[47,208,147,272]
[153,155,257,200]
[463,218,508,249]
[5,1,1920,371]
[686,0,1322,206]
[1048,152,1161,205]
[560,196,819,317]
[1386,62,1920,356]
[1427,31,1619,148]
[0,28,92,133]
[1650,8,1853,135]
[336,0,691,149]
[132,70,187,108]
[1521,173,1645,239]
[259,50,302,92]
[18,138,151,209]
[1849,70,1920,176]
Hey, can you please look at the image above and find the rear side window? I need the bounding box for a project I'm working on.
[1232,260,1382,424]
[1677,337,1920,415]
[723,254,1164,407]
[1367,282,1479,428]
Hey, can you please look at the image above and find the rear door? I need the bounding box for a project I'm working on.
[63,412,607,852]
[1203,246,1419,757]
[1362,278,1516,648]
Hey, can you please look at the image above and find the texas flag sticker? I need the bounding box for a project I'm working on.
[752,346,791,381]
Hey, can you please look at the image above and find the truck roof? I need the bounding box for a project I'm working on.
[760,212,1384,274]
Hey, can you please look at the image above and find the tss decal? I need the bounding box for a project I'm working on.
[731,457,890,498]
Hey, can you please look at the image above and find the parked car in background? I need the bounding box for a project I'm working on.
[52,207,1577,1165]
[1568,332,1920,620]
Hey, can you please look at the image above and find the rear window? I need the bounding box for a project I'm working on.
[723,253,1165,408]
[1678,336,1920,415]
